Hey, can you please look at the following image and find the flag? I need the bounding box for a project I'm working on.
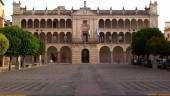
[96,28,99,39]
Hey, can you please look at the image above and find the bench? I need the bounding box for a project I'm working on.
[33,63,39,67]
[24,64,33,68]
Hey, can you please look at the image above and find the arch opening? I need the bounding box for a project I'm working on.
[100,46,111,63]
[81,49,89,63]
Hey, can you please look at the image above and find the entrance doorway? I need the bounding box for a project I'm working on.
[82,49,89,63]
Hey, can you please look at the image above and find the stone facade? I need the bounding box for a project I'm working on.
[12,1,158,64]
[0,0,9,70]
[0,0,4,27]
[164,22,170,41]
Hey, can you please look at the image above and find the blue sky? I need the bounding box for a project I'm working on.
[4,0,169,32]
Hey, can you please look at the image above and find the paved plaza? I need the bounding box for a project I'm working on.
[0,64,170,96]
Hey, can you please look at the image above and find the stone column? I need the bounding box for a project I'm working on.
[58,19,60,28]
[45,19,47,28]
[52,20,53,28]
[123,19,125,29]
[136,20,138,29]
[110,19,112,29]
[25,19,28,28]
[32,21,34,29]
[104,19,105,29]
[45,34,47,44]
[104,35,106,43]
[111,52,113,64]
[130,20,132,30]
[58,34,60,43]
[65,19,67,28]
[124,52,126,64]
[124,34,125,44]
[57,52,61,63]
[45,51,48,64]
[117,19,119,28]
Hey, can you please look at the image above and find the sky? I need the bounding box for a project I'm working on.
[3,0,169,32]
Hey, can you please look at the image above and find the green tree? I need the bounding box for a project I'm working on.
[132,28,163,55]
[0,26,46,70]
[35,39,45,65]
[0,33,9,56]
[132,28,164,65]
[18,31,38,67]
[37,39,45,56]
[0,26,22,70]
[20,31,39,56]
[19,31,45,66]
[146,37,170,56]
[146,37,170,68]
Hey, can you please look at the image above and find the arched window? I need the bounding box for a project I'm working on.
[125,19,130,29]
[131,19,137,30]
[53,19,59,28]
[60,19,65,28]
[118,19,124,28]
[66,19,72,28]
[34,19,39,28]
[40,19,46,28]
[99,19,104,28]
[47,19,52,28]
[28,19,33,28]
[105,19,111,28]
[21,19,26,28]
[112,19,117,28]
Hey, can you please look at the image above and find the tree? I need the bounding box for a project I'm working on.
[132,28,164,65]
[146,37,170,56]
[146,37,170,68]
[132,28,163,55]
[0,26,46,70]
[19,30,45,66]
[36,39,45,65]
[19,31,39,56]
[0,26,22,70]
[37,39,45,56]
[18,31,39,67]
[0,33,9,56]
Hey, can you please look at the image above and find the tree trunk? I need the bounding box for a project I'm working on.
[8,56,12,71]
[147,55,150,65]
[39,55,42,66]
[22,56,25,67]
[17,56,21,70]
[137,55,139,65]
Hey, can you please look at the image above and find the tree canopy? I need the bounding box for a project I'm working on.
[0,26,22,57]
[0,33,9,56]
[132,28,164,56]
[0,26,45,57]
[0,26,45,70]
[146,37,170,56]
[20,31,39,56]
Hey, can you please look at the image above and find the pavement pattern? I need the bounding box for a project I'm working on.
[0,64,170,96]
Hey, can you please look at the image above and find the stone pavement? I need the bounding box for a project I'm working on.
[0,64,170,96]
